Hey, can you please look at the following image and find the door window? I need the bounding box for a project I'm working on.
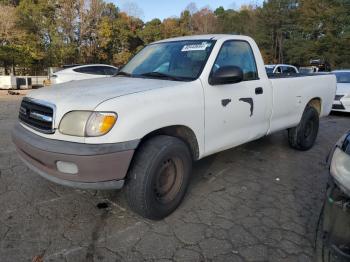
[74,66,107,75]
[212,41,258,81]
[275,66,282,74]
[282,66,297,74]
[103,67,117,75]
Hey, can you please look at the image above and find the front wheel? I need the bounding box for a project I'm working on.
[288,105,319,151]
[126,135,192,220]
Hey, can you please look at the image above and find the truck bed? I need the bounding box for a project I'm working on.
[268,73,330,79]
[268,73,336,134]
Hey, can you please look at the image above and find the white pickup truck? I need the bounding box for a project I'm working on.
[13,34,336,219]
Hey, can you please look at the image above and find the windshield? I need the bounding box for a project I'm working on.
[265,66,275,74]
[334,72,350,83]
[118,40,215,81]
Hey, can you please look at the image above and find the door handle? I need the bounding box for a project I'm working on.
[255,87,263,95]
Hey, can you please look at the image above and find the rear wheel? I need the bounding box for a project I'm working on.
[126,135,192,220]
[288,105,319,151]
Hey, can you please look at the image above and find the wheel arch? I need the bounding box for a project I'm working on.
[139,125,200,160]
[307,97,322,115]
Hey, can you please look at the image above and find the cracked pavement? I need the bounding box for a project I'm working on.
[0,92,349,262]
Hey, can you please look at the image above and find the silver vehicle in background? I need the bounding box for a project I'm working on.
[299,66,319,74]
[265,64,299,75]
[318,131,350,261]
[50,64,118,85]
[332,70,350,113]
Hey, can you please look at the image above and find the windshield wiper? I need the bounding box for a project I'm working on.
[115,71,132,77]
[138,72,188,81]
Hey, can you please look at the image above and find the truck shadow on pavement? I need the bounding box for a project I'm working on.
[95,127,332,261]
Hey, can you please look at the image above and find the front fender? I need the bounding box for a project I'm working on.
[85,80,205,156]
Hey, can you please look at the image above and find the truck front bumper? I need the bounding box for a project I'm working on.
[12,123,139,190]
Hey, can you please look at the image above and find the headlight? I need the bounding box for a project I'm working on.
[59,111,117,137]
[330,139,350,196]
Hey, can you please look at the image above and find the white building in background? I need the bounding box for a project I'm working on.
[0,76,16,89]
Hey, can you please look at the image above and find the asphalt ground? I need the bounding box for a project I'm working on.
[0,91,349,261]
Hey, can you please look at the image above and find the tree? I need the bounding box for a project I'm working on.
[121,1,144,19]
[0,4,20,45]
[179,10,193,34]
[294,0,350,68]
[139,19,163,44]
[161,18,183,38]
[191,7,217,34]
[79,0,106,63]
[256,0,298,64]
[1,0,350,74]
[17,0,58,72]
[185,2,198,14]
[0,0,20,6]
[214,6,258,36]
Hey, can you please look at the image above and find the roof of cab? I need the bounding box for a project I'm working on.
[153,34,251,44]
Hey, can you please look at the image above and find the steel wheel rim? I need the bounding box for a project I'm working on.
[154,157,184,204]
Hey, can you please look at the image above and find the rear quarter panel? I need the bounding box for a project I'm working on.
[268,74,336,134]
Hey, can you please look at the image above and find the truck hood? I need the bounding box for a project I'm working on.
[27,76,185,125]
[336,83,350,95]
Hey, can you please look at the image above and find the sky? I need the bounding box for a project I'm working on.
[110,0,263,22]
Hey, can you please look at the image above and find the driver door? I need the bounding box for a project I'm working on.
[203,40,271,156]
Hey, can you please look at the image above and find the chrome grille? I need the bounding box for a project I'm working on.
[19,98,55,133]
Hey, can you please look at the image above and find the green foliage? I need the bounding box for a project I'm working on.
[294,0,350,67]
[139,19,163,44]
[0,0,349,74]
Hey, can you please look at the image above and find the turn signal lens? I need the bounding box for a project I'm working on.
[85,112,117,137]
[100,115,117,133]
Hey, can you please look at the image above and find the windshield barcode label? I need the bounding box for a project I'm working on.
[181,42,210,52]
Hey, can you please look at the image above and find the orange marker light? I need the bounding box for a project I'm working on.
[100,115,117,134]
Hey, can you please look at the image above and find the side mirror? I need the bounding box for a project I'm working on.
[209,66,244,85]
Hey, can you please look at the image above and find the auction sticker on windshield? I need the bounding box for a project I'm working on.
[181,42,211,52]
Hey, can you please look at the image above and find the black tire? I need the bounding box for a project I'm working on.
[315,215,332,262]
[288,105,319,151]
[314,205,342,262]
[126,135,192,220]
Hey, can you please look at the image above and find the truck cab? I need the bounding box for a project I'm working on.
[12,34,336,219]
